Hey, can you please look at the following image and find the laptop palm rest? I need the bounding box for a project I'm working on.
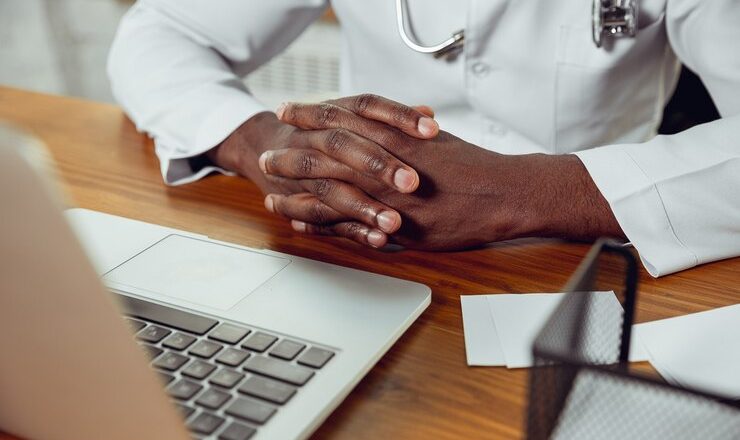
[103,234,291,310]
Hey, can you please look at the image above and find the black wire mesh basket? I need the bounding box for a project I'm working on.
[526,239,740,439]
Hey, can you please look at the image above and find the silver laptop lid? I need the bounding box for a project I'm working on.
[0,125,188,440]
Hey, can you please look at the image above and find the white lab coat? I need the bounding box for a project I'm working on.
[107,0,740,277]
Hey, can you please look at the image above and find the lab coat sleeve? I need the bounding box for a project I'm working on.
[575,0,740,277]
[107,0,328,185]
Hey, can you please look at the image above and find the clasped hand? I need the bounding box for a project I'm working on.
[210,94,621,250]
[257,94,532,250]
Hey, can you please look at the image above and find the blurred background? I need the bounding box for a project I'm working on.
[0,0,718,133]
[0,0,340,109]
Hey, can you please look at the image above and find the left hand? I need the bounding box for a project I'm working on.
[263,96,624,250]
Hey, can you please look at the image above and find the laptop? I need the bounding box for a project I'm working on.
[0,127,431,440]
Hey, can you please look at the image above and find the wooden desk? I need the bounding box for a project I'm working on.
[1,86,738,439]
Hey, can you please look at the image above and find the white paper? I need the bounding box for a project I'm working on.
[637,304,740,399]
[487,294,562,368]
[460,295,505,366]
[551,369,740,440]
[461,293,648,369]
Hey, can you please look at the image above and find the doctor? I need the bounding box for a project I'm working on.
[108,0,740,277]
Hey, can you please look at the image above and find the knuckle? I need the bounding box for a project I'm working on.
[309,202,328,224]
[391,104,416,126]
[326,129,350,155]
[296,152,317,176]
[362,153,388,176]
[312,178,333,198]
[316,103,338,127]
[350,199,375,220]
[354,93,378,114]
[345,222,366,239]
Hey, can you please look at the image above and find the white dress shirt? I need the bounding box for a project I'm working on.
[108,0,740,277]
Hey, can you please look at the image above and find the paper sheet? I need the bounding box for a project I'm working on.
[551,368,740,440]
[460,295,505,366]
[462,293,648,368]
[637,304,740,399]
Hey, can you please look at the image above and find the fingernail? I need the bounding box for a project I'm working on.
[367,230,386,248]
[264,195,275,213]
[258,151,272,173]
[417,117,438,137]
[376,210,400,233]
[291,220,306,233]
[276,103,287,119]
[394,168,418,192]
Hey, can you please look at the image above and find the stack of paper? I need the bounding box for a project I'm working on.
[462,293,740,400]
[460,293,647,368]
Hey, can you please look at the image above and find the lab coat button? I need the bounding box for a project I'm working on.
[471,61,491,77]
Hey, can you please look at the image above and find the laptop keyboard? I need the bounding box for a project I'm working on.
[116,294,335,439]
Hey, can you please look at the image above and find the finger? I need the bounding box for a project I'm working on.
[300,178,402,234]
[259,148,356,182]
[264,192,347,225]
[413,105,435,118]
[262,130,419,192]
[276,102,416,166]
[261,173,306,195]
[330,94,439,138]
[278,96,438,140]
[292,219,388,249]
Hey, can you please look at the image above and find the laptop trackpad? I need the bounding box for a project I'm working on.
[103,235,290,310]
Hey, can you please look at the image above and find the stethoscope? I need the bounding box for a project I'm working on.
[395,0,638,60]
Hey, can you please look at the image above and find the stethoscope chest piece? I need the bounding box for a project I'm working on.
[592,0,638,48]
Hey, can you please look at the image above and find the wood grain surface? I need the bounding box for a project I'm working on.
[1,86,738,439]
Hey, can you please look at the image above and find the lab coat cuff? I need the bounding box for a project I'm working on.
[158,96,269,186]
[575,147,698,277]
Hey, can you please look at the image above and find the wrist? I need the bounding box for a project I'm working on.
[206,111,294,182]
[514,153,624,240]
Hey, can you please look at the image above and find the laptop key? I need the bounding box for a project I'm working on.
[216,348,250,367]
[243,356,314,386]
[209,368,245,389]
[175,403,195,420]
[238,375,296,405]
[195,388,232,410]
[225,397,276,424]
[167,379,203,400]
[162,332,197,351]
[136,325,171,343]
[141,344,163,360]
[189,340,223,359]
[209,324,250,345]
[269,339,306,360]
[181,360,216,380]
[125,318,146,333]
[188,411,225,435]
[153,352,189,371]
[159,372,176,384]
[297,347,335,369]
[240,332,277,352]
[117,294,218,335]
[219,422,256,440]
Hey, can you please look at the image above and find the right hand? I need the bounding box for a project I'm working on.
[207,102,438,248]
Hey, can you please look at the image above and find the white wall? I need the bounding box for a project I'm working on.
[0,0,340,107]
